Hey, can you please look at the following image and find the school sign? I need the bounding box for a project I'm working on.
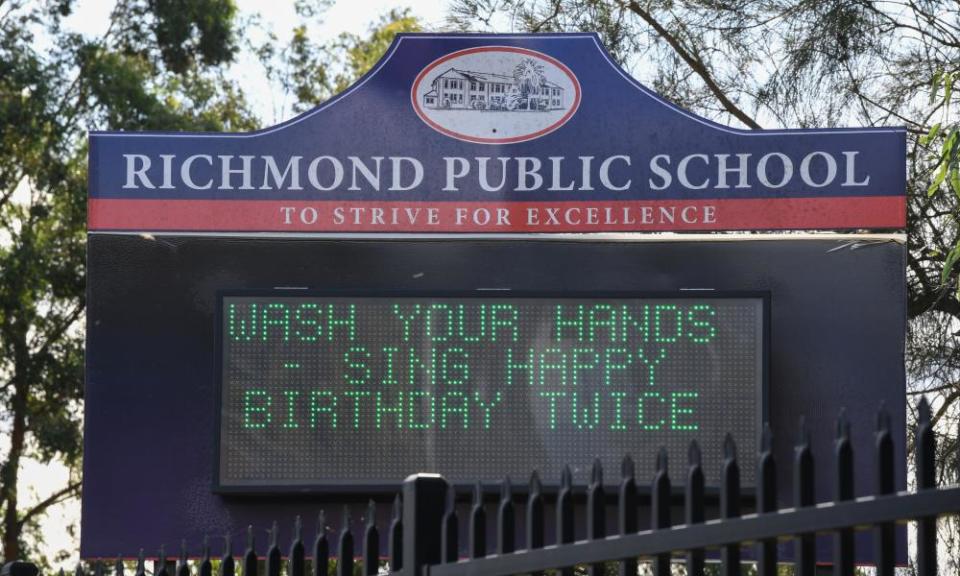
[88,34,905,234]
[82,34,907,561]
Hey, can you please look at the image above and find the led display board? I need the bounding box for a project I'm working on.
[217,294,766,489]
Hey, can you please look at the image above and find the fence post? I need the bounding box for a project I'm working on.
[874,405,895,576]
[402,473,448,576]
[916,397,937,576]
[1,562,39,576]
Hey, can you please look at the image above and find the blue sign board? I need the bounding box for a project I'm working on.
[83,34,907,563]
[88,34,906,233]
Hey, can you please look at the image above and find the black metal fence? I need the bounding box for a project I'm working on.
[7,398,960,576]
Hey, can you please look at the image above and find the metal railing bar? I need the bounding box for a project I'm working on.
[425,486,960,576]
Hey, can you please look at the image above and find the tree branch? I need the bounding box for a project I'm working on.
[620,0,762,129]
[15,481,81,530]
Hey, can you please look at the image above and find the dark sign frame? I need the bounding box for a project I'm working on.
[213,289,770,494]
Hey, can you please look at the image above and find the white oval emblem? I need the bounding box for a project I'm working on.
[411,46,581,144]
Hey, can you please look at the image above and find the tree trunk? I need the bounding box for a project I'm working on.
[1,364,28,560]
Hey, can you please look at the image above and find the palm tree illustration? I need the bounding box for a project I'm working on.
[513,59,546,104]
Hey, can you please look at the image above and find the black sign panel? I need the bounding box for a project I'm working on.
[217,294,766,489]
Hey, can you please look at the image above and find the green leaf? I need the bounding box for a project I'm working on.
[942,241,960,284]
[946,72,955,110]
[951,167,960,199]
[928,161,948,196]
[931,69,943,104]
[921,122,942,146]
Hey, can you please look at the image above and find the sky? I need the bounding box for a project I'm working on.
[63,0,451,126]
[22,0,450,567]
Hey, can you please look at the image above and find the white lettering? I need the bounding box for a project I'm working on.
[649,154,671,190]
[348,156,382,191]
[123,154,154,189]
[516,157,543,191]
[261,156,302,190]
[307,156,344,191]
[799,151,837,188]
[181,155,213,190]
[548,157,575,191]
[842,151,870,187]
[599,155,631,191]
[389,157,423,191]
[756,153,793,188]
[715,153,751,189]
[476,157,508,192]
[677,154,710,190]
[443,157,469,191]
[219,155,255,190]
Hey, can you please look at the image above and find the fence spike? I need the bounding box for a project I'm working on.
[652,447,672,576]
[617,455,638,576]
[200,536,212,576]
[313,511,329,576]
[220,534,237,576]
[530,470,542,495]
[136,549,145,576]
[834,409,855,576]
[877,400,890,432]
[338,506,355,576]
[721,435,741,576]
[364,501,379,576]
[442,486,458,564]
[288,515,305,576]
[221,534,235,576]
[621,455,635,481]
[470,481,487,559]
[835,409,855,501]
[590,458,603,487]
[757,424,777,576]
[688,439,701,467]
[177,540,188,576]
[561,464,572,490]
[76,562,86,576]
[557,464,574,576]
[157,546,168,576]
[267,521,282,576]
[498,476,516,554]
[587,458,607,576]
[390,495,404,570]
[244,525,258,576]
[526,470,545,555]
[96,559,104,576]
[685,440,705,576]
[724,433,738,461]
[794,416,815,576]
[115,557,124,576]
[916,396,937,576]
[60,569,66,576]
[874,402,895,576]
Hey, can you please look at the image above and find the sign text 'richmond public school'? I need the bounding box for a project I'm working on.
[88,36,906,233]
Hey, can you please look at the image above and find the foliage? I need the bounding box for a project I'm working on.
[451,0,960,569]
[0,0,421,564]
[258,7,422,116]
[0,0,257,563]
